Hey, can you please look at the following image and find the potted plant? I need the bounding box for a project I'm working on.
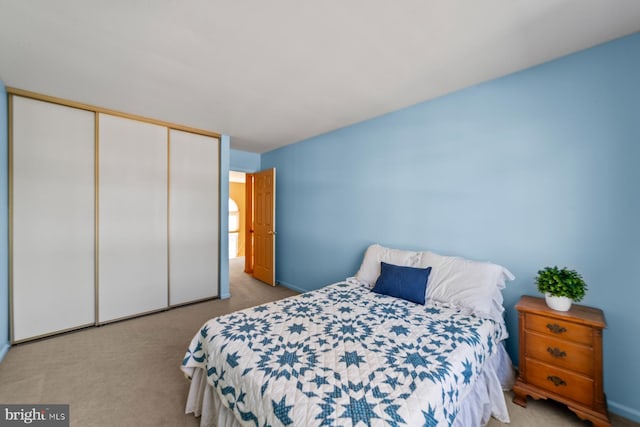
[535,266,587,311]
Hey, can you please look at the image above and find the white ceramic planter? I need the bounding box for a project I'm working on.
[545,293,572,311]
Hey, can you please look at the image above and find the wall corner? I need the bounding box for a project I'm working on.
[219,135,230,300]
[0,81,9,361]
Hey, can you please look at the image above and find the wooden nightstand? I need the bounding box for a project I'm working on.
[513,295,610,427]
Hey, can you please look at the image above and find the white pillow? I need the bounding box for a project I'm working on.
[355,244,423,287]
[354,244,514,320]
[421,251,514,320]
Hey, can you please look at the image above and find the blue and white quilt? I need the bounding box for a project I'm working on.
[181,280,506,427]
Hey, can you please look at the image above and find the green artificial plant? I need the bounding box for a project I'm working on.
[535,266,587,302]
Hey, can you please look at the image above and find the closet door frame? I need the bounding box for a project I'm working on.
[8,87,222,342]
[9,95,96,343]
[168,129,220,306]
[98,113,170,323]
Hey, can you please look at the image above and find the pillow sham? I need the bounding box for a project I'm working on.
[421,251,514,321]
[372,262,432,305]
[355,244,422,287]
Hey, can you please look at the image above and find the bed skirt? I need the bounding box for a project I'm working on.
[185,342,515,427]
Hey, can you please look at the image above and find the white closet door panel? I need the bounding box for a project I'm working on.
[12,97,95,341]
[98,114,168,322]
[169,129,219,305]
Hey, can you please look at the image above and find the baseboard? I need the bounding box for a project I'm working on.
[0,342,10,363]
[608,400,640,423]
[276,280,308,294]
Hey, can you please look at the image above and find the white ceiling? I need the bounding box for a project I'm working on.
[0,1,639,153]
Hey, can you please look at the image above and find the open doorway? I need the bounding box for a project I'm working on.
[229,170,250,288]
[229,171,246,260]
[229,168,276,287]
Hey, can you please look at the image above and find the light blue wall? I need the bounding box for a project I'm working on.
[230,148,260,173]
[262,33,640,421]
[219,135,231,299]
[0,81,8,362]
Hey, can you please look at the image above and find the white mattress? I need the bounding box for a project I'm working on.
[185,342,515,427]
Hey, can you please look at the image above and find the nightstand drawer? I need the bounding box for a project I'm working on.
[526,313,593,345]
[525,331,594,377]
[514,296,609,426]
[525,358,594,406]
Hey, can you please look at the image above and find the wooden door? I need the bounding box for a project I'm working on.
[249,168,276,286]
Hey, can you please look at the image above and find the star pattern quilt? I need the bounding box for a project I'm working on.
[181,280,506,427]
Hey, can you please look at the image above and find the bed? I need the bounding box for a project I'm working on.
[181,245,516,426]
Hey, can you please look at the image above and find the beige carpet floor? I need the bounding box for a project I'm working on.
[0,257,636,426]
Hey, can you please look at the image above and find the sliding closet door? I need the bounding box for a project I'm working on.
[98,114,168,322]
[169,129,219,305]
[12,97,95,341]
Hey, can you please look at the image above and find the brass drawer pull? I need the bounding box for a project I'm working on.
[547,346,567,358]
[547,375,567,387]
[546,323,567,334]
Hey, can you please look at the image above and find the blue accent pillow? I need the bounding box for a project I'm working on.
[371,262,432,305]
